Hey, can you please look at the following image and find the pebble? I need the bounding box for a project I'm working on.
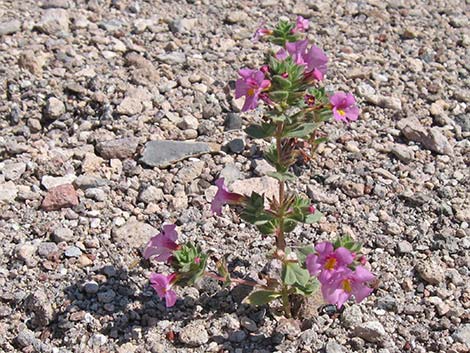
[325,340,347,353]
[112,217,157,250]
[0,20,21,35]
[41,174,77,190]
[45,97,65,119]
[240,316,257,332]
[415,259,446,285]
[0,181,18,203]
[65,246,82,258]
[38,242,58,258]
[36,9,69,34]
[353,321,386,343]
[341,181,365,197]
[156,52,186,65]
[117,97,143,115]
[25,290,53,327]
[84,281,99,294]
[89,333,108,347]
[41,184,79,211]
[138,185,164,204]
[397,240,413,254]
[52,226,74,243]
[452,324,470,345]
[96,138,139,160]
[1,162,26,181]
[224,113,242,131]
[391,144,414,163]
[178,320,209,347]
[227,138,245,153]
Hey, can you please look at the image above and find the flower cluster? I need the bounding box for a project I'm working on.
[143,16,374,318]
[306,241,375,308]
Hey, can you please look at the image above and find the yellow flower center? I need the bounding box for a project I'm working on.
[324,257,337,270]
[342,279,352,293]
[338,109,346,116]
[247,88,256,97]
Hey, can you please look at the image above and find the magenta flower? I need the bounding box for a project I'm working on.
[306,242,354,283]
[143,224,179,263]
[150,273,178,307]
[285,40,328,81]
[252,22,272,42]
[292,16,309,33]
[329,92,359,122]
[235,69,271,112]
[211,178,246,215]
[321,266,375,309]
[275,48,288,60]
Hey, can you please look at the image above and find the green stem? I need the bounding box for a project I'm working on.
[275,122,286,252]
[281,285,291,318]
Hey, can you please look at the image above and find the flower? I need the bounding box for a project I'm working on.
[292,16,309,33]
[235,69,271,111]
[285,40,328,81]
[306,241,354,283]
[321,266,375,308]
[143,224,179,263]
[304,94,316,107]
[211,178,246,215]
[252,22,272,42]
[150,273,178,307]
[329,92,359,122]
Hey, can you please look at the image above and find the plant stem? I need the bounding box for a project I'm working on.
[275,122,286,252]
[281,285,291,318]
[204,271,259,287]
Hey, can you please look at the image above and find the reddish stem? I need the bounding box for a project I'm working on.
[204,272,259,287]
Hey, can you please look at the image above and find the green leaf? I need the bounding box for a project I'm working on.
[256,220,277,235]
[267,171,295,182]
[333,235,362,253]
[281,262,310,287]
[245,123,276,139]
[272,75,292,90]
[269,90,289,102]
[245,290,282,306]
[293,277,320,296]
[296,245,315,264]
[305,211,323,224]
[313,137,328,145]
[240,192,274,226]
[283,122,318,138]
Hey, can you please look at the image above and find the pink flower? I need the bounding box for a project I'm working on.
[211,178,246,215]
[285,40,328,81]
[143,224,179,263]
[275,48,288,60]
[292,16,309,33]
[329,92,359,122]
[235,69,271,112]
[150,273,178,307]
[306,242,354,283]
[321,266,375,308]
[252,22,272,42]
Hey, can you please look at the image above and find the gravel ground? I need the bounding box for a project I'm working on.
[0,0,469,352]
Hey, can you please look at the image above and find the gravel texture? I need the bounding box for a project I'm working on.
[0,0,469,352]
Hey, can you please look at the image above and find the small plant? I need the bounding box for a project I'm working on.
[144,17,375,318]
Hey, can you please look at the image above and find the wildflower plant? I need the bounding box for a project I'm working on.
[144,17,375,318]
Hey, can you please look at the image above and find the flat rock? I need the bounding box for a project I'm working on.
[353,321,386,343]
[452,324,470,345]
[141,140,219,168]
[230,176,278,200]
[415,259,445,285]
[45,97,65,119]
[116,97,143,115]
[1,162,26,180]
[178,320,209,347]
[391,144,414,163]
[397,117,453,155]
[112,217,157,250]
[41,184,79,211]
[41,174,77,190]
[96,138,139,160]
[0,181,18,203]
[24,290,53,327]
[36,9,69,34]
[156,52,186,65]
[0,20,21,35]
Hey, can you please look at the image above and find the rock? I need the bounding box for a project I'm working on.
[0,20,21,35]
[138,185,164,204]
[415,259,445,285]
[240,317,257,332]
[112,217,157,250]
[89,333,108,347]
[452,324,470,345]
[252,159,276,176]
[24,290,53,327]
[38,242,58,258]
[231,176,278,200]
[117,97,143,116]
[377,96,402,111]
[96,138,139,160]
[18,51,45,76]
[45,97,65,119]
[84,188,107,201]
[169,18,197,33]
[74,175,108,189]
[41,174,77,190]
[353,321,386,343]
[84,281,99,294]
[219,164,243,184]
[1,162,26,180]
[82,153,104,173]
[341,305,363,329]
[225,11,247,24]
[178,115,199,130]
[0,181,18,203]
[177,161,204,184]
[397,240,413,254]
[52,226,74,243]
[325,340,347,353]
[274,318,301,339]
[391,144,414,163]
[227,138,245,153]
[97,289,116,303]
[179,320,209,347]
[341,181,365,197]
[36,9,69,34]
[397,117,453,155]
[41,0,70,9]
[156,52,186,65]
[16,243,37,264]
[65,246,82,258]
[15,329,36,348]
[307,186,339,204]
[41,184,79,211]
[224,113,242,131]
[141,140,219,168]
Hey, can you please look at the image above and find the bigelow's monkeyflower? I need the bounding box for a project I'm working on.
[330,91,360,123]
[150,273,178,307]
[306,242,354,283]
[143,224,179,263]
[210,178,246,215]
[235,69,271,112]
